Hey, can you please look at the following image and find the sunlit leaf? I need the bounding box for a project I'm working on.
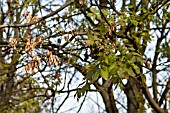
[100,69,109,80]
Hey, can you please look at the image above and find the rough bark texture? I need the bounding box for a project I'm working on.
[94,80,118,113]
[124,77,145,113]
[0,3,16,110]
[0,4,5,105]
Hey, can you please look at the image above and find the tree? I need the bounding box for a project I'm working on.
[0,0,170,113]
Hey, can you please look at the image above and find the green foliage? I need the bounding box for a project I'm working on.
[84,63,99,82]
[75,82,90,100]
[0,0,170,112]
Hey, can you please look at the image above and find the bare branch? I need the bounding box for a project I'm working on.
[0,0,75,29]
[159,78,170,107]
[142,83,166,113]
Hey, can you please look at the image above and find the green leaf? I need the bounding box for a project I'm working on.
[87,13,93,17]
[85,64,98,80]
[91,73,99,83]
[105,56,109,64]
[108,62,116,72]
[96,14,102,20]
[57,26,62,30]
[132,64,140,74]
[101,64,108,71]
[127,68,135,77]
[141,75,146,86]
[130,19,138,26]
[112,76,120,83]
[90,7,96,12]
[100,69,109,80]
[75,82,90,100]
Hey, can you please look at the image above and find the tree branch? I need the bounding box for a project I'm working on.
[142,83,166,113]
[0,0,75,29]
[159,78,170,106]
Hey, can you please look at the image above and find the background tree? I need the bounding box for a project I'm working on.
[0,0,170,113]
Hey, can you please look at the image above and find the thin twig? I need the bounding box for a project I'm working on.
[0,0,75,29]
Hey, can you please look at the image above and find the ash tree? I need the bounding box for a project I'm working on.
[0,0,170,113]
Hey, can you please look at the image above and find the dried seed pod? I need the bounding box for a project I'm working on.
[32,15,38,23]
[9,38,18,50]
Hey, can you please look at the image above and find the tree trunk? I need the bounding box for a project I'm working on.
[0,4,5,106]
[94,80,118,113]
[0,3,18,110]
[124,77,145,113]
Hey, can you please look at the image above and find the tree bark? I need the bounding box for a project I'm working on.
[0,2,17,110]
[0,3,5,106]
[99,0,108,8]
[124,77,145,113]
[94,81,118,113]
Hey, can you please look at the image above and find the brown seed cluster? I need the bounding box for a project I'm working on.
[24,50,58,73]
[23,36,42,73]
[109,23,116,36]
[25,56,41,73]
[23,11,39,23]
[32,15,39,23]
[23,11,32,23]
[9,38,18,50]
[37,35,42,42]
[79,0,87,5]
[64,35,69,40]
[25,39,37,52]
[46,50,58,67]
[25,36,42,54]
[23,11,30,18]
